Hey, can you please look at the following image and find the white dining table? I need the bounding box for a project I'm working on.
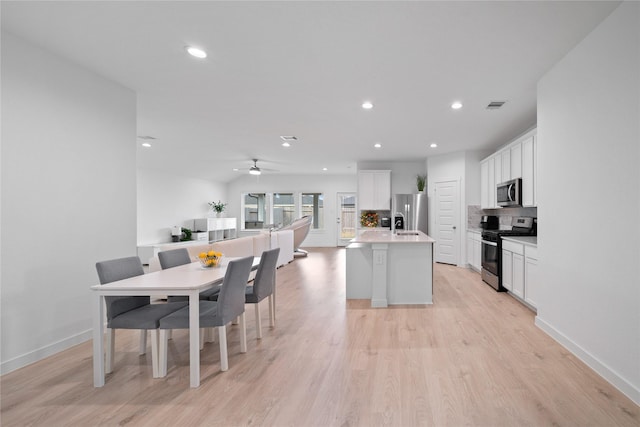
[91,256,260,388]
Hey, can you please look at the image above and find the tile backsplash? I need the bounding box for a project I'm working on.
[467,205,537,230]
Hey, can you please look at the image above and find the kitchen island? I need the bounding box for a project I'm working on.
[346,230,435,307]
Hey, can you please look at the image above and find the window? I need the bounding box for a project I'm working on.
[243,193,266,230]
[240,192,325,230]
[301,193,324,229]
[273,193,295,228]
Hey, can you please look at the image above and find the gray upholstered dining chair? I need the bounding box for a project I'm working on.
[157,256,254,375]
[158,248,221,302]
[95,256,188,378]
[242,247,280,339]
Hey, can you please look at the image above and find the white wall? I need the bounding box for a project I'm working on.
[226,174,356,247]
[537,1,639,403]
[357,160,426,194]
[426,152,466,265]
[1,33,137,373]
[137,169,226,244]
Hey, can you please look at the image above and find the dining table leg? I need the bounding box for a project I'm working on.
[93,294,105,387]
[189,291,200,388]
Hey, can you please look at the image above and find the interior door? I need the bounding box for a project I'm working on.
[336,193,356,246]
[434,179,460,265]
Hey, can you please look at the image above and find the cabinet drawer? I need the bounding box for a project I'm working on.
[525,245,538,260]
[192,232,208,241]
[502,240,524,255]
[467,230,481,241]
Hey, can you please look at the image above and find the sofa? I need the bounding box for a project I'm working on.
[148,230,294,273]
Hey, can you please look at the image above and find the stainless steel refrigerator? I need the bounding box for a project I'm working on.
[392,193,428,234]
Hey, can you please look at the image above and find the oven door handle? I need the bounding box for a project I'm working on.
[482,240,497,247]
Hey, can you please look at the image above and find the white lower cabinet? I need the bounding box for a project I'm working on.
[466,230,482,272]
[512,253,525,300]
[502,238,536,309]
[501,249,512,291]
[524,246,539,308]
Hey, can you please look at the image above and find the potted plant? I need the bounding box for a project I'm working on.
[209,200,227,217]
[416,174,427,193]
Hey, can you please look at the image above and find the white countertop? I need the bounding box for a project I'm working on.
[350,230,435,244]
[502,236,537,246]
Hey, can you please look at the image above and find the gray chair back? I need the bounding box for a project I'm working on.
[216,256,254,324]
[95,256,148,320]
[158,248,191,269]
[252,248,280,301]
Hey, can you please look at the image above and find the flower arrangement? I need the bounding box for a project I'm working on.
[198,250,223,268]
[360,211,379,227]
[208,200,227,214]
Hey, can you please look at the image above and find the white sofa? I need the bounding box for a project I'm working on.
[148,230,294,273]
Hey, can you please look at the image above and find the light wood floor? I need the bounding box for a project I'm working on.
[1,248,638,426]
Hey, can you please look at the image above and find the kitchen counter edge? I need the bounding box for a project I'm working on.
[349,230,435,244]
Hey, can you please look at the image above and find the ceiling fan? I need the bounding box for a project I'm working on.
[244,159,278,176]
[249,159,262,175]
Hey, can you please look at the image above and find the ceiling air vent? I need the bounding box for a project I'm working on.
[137,135,157,140]
[486,101,506,110]
[280,135,298,142]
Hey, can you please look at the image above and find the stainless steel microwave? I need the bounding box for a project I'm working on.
[497,178,522,207]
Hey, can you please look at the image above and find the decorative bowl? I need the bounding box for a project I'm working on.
[198,251,223,268]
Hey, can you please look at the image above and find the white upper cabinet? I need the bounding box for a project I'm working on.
[511,143,522,179]
[480,128,537,208]
[358,170,391,210]
[480,160,489,209]
[488,157,496,208]
[501,149,511,183]
[494,154,502,187]
[522,135,536,207]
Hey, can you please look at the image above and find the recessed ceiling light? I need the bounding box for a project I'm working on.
[141,142,152,148]
[451,101,463,110]
[374,143,382,149]
[282,142,291,147]
[233,168,239,172]
[430,143,438,148]
[186,46,207,59]
[362,101,373,110]
[322,167,328,171]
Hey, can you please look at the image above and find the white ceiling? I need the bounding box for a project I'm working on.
[1,1,620,182]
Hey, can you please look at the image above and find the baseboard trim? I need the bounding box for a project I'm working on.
[1,329,93,375]
[535,316,639,405]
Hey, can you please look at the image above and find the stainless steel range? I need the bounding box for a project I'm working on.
[481,217,536,291]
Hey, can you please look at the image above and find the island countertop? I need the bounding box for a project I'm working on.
[350,230,436,244]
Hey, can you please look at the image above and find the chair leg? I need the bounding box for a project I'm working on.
[150,329,159,378]
[158,329,168,377]
[268,294,275,328]
[240,312,247,353]
[199,328,205,350]
[218,325,228,371]
[255,303,262,339]
[232,316,239,325]
[205,327,216,343]
[106,328,115,374]
[273,269,277,321]
[139,330,147,355]
[167,329,173,340]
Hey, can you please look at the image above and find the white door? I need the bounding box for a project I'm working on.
[434,179,459,265]
[336,193,356,246]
